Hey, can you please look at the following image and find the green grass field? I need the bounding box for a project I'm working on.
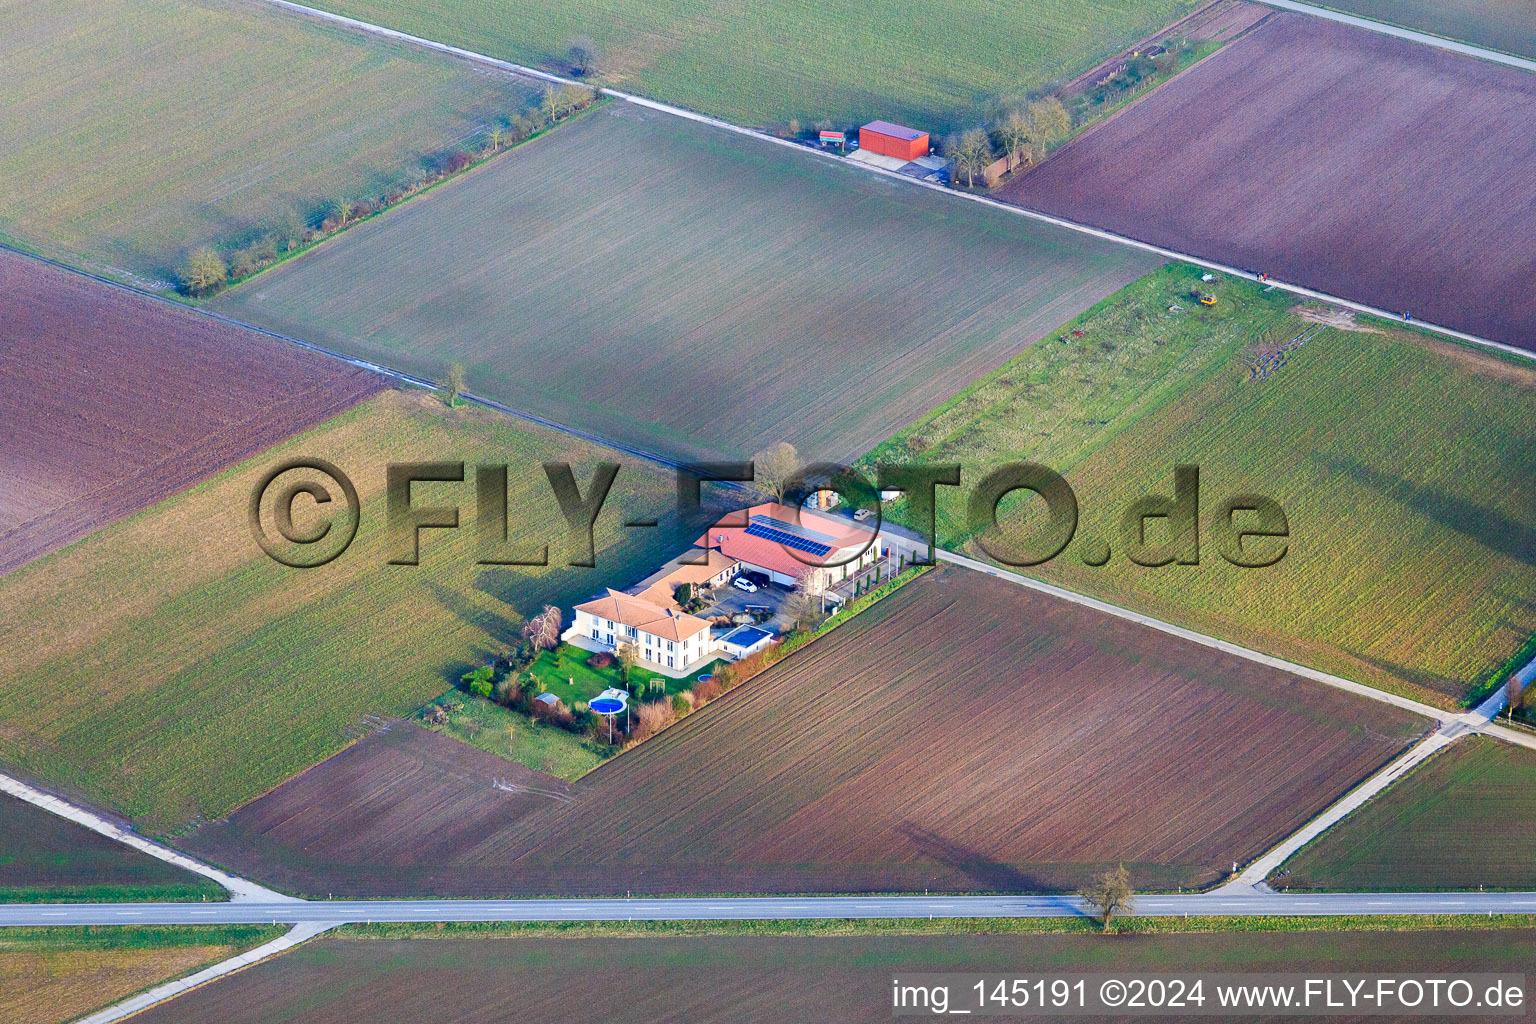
[315,0,1202,132]
[423,695,610,780]
[522,644,717,706]
[1280,737,1536,892]
[0,391,688,833]
[861,265,1536,707]
[0,0,533,286]
[1321,0,1536,59]
[0,794,224,903]
[214,104,1155,463]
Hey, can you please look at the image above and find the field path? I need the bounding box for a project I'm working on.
[71,923,333,1024]
[0,771,291,903]
[250,0,1536,366]
[1257,0,1536,71]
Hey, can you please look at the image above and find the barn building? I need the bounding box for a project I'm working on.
[858,120,930,162]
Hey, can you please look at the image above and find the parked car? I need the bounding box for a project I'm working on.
[732,576,758,593]
[742,570,772,588]
[852,507,874,521]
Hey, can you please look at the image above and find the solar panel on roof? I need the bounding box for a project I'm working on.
[747,514,839,545]
[744,522,832,557]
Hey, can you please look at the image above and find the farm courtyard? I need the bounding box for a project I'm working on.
[181,567,1425,898]
[212,103,1157,464]
[0,0,536,287]
[999,13,1536,353]
[862,265,1536,707]
[0,390,692,834]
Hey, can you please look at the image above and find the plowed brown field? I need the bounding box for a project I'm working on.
[999,13,1536,353]
[130,931,1536,1024]
[184,568,1426,897]
[0,251,384,575]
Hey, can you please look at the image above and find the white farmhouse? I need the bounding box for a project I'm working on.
[568,589,716,674]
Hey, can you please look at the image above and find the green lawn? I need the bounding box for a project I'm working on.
[1280,737,1536,892]
[0,0,532,286]
[523,644,719,705]
[422,694,610,781]
[214,104,1155,464]
[860,264,1536,707]
[0,794,224,904]
[314,0,1202,133]
[1319,0,1536,59]
[0,391,686,833]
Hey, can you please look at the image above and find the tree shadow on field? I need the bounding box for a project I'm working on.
[1322,456,1536,569]
[427,581,520,649]
[895,822,1056,894]
[1341,649,1459,703]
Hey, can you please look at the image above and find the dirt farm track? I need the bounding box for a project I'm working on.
[0,250,384,576]
[1001,13,1536,353]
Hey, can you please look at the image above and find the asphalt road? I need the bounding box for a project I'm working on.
[6,892,1536,928]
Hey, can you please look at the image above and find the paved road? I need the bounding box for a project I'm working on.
[5,892,1536,928]
[1259,0,1536,72]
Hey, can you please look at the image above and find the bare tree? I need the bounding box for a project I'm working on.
[617,642,639,686]
[1026,97,1072,160]
[1080,865,1135,928]
[488,128,504,152]
[753,441,801,502]
[946,128,992,188]
[567,36,598,76]
[783,567,827,632]
[1508,676,1526,720]
[178,247,227,295]
[522,605,563,653]
[556,83,595,117]
[541,86,559,126]
[998,108,1031,170]
[443,363,467,407]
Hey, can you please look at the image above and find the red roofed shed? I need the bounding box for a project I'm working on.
[859,120,930,161]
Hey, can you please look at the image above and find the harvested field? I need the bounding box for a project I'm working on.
[182,568,1425,897]
[1323,0,1536,59]
[0,793,223,903]
[0,926,278,1024]
[213,104,1157,464]
[0,391,683,833]
[0,0,534,285]
[134,928,1536,1024]
[1280,736,1536,892]
[862,265,1536,706]
[185,723,576,890]
[310,0,1202,132]
[0,250,384,576]
[999,13,1536,353]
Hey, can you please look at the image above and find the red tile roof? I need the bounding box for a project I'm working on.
[694,502,876,578]
[574,589,711,642]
